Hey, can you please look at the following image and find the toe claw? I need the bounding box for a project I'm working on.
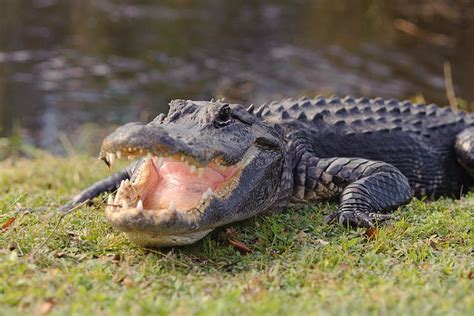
[325,209,389,228]
[368,213,393,222]
[324,212,338,224]
[356,215,375,228]
[338,211,350,226]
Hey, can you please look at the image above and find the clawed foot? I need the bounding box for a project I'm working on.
[324,210,393,228]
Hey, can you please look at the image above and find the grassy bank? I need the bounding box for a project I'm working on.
[0,154,473,315]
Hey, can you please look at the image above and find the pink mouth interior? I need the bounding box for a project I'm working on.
[139,157,240,211]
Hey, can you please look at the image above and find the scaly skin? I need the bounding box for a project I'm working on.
[61,96,474,247]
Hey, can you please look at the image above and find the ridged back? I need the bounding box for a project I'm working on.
[254,96,473,137]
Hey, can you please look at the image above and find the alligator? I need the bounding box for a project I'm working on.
[61,96,474,247]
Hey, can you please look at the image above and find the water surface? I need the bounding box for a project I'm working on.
[1,0,473,154]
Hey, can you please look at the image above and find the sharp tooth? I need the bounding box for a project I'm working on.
[146,152,153,158]
[206,187,214,196]
[136,199,144,211]
[107,194,114,205]
[116,151,122,159]
[180,156,185,162]
[107,153,116,166]
[122,200,129,208]
[197,168,204,178]
[202,187,214,201]
[127,155,134,160]
[169,200,176,211]
[190,165,196,174]
[156,156,164,168]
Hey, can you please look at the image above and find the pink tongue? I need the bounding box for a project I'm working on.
[146,162,224,211]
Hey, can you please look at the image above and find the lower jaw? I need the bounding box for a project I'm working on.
[125,228,214,247]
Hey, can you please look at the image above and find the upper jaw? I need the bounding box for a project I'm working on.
[99,123,248,167]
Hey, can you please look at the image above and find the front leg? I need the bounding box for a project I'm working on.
[294,154,413,227]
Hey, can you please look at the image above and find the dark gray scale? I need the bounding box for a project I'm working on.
[264,96,474,200]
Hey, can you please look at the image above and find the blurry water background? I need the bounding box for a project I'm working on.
[0,0,473,155]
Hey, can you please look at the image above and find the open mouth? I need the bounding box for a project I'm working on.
[103,148,242,220]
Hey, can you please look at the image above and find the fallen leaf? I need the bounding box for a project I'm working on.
[428,235,439,250]
[468,270,474,280]
[36,299,55,316]
[54,251,65,258]
[1,217,16,230]
[123,277,134,288]
[228,239,252,254]
[364,227,378,240]
[313,239,329,246]
[112,253,121,266]
[8,241,18,251]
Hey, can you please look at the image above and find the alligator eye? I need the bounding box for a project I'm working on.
[214,105,233,127]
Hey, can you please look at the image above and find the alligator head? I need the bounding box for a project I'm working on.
[99,100,287,247]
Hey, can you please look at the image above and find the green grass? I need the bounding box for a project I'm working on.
[0,154,473,315]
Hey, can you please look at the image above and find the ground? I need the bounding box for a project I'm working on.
[0,154,473,315]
